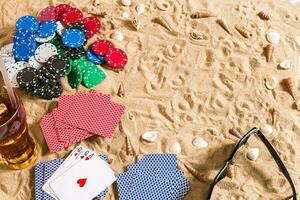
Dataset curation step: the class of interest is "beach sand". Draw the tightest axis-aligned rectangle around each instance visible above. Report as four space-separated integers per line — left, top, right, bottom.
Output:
0 0 300 199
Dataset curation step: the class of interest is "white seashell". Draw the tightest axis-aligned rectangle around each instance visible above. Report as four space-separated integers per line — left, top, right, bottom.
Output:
112 30 124 42
136 4 145 15
289 0 300 3
121 11 130 19
279 59 291 69
260 124 273 135
142 131 158 142
247 148 260 161
121 0 131 6
192 137 208 149
156 1 170 11
265 75 278 90
266 32 280 45
170 142 182 154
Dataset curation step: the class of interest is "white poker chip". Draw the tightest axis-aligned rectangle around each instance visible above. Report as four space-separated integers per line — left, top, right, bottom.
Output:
3 56 16 69
56 21 65 36
6 61 30 87
35 32 56 43
1 43 14 56
28 56 43 69
34 43 58 63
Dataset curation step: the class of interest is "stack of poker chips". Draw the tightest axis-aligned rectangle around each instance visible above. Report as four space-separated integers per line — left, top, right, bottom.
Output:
4 3 129 100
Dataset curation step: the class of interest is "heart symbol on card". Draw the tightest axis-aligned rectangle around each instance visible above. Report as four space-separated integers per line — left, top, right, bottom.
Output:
85 157 90 160
77 178 87 187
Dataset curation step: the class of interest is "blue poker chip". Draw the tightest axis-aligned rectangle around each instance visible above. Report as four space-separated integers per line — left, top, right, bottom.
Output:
62 29 86 48
86 49 105 65
16 16 39 33
14 29 35 43
37 20 57 38
12 41 36 61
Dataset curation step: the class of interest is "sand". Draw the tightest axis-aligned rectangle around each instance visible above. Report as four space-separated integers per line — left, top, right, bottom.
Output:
0 0 300 199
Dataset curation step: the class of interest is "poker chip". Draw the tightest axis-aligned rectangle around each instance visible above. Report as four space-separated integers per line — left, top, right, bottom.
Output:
105 48 128 70
2 57 15 69
35 32 56 43
16 16 39 33
86 49 105 65
16 67 38 89
62 29 86 48
55 4 73 19
56 21 65 36
91 39 113 56
46 55 69 76
82 68 106 89
68 67 83 88
38 6 58 23
1 43 14 55
14 29 35 43
28 56 43 69
34 43 58 63
63 46 85 60
37 20 57 38
61 7 83 26
81 16 101 38
6 61 30 87
13 41 36 61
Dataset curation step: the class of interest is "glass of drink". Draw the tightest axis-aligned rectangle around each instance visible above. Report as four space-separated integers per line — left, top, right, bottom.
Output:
0 90 38 170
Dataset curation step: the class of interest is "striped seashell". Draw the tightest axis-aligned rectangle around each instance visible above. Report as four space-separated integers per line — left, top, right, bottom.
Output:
190 10 216 19
126 137 135 156
258 11 270 20
190 30 207 40
216 18 232 35
156 1 170 11
184 162 209 182
264 44 273 62
269 108 277 125
247 148 260 161
235 25 252 38
131 17 141 30
117 82 125 97
282 77 296 100
226 163 234 179
229 128 242 139
153 15 173 32
93 0 101 6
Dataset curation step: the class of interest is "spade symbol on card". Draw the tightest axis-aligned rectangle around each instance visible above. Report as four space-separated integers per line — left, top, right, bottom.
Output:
77 178 87 187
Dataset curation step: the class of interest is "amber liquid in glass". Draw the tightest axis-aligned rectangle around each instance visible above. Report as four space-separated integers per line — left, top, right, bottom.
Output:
0 95 37 170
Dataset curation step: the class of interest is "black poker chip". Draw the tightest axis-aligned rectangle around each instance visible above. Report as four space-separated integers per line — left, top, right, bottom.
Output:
46 55 70 76
39 66 61 80
16 67 38 89
64 46 85 60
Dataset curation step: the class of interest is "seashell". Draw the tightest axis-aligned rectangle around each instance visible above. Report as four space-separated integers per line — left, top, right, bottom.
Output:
153 15 173 32
121 11 129 19
264 75 278 90
121 0 131 6
235 25 252 38
282 77 296 100
264 44 273 62
258 11 270 20
246 148 260 161
156 1 170 11
136 3 145 15
142 131 158 142
184 162 209 182
131 17 141 30
170 142 182 154
269 108 278 125
290 0 300 3
128 112 135 120
107 157 114 164
295 99 300 111
192 137 208 149
266 32 280 45
216 18 232 35
190 30 207 40
226 163 234 179
279 59 291 70
126 137 135 156
190 10 216 19
229 128 243 139
93 0 101 6
111 30 124 42
117 82 125 97
260 124 273 135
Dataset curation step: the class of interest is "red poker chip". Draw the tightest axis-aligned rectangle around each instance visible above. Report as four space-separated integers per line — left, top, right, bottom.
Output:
91 40 113 56
55 4 73 19
81 16 101 39
105 48 128 69
38 6 58 23
61 7 83 26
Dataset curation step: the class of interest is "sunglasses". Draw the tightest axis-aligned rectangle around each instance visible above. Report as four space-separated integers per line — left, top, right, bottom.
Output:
207 127 297 200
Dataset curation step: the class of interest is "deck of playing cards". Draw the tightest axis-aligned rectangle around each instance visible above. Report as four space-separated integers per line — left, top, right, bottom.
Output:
117 154 190 200
40 90 125 152
35 146 116 200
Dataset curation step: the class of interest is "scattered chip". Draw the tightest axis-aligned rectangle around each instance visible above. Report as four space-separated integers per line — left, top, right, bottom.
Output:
80 16 101 38
86 49 105 65
61 7 83 26
46 55 69 76
38 6 58 23
37 20 57 38
55 4 73 19
105 48 128 70
16 16 39 33
13 41 36 61
16 67 38 89
62 29 86 48
34 43 58 63
82 68 106 89
91 39 113 56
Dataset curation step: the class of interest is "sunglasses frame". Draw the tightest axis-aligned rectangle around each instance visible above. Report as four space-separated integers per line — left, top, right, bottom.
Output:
207 127 297 200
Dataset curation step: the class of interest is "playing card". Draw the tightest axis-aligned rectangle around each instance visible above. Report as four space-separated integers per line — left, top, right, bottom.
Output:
49 151 116 200
34 163 45 200
64 92 125 137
